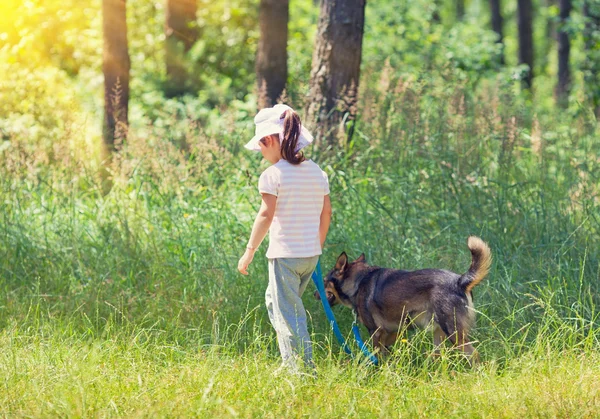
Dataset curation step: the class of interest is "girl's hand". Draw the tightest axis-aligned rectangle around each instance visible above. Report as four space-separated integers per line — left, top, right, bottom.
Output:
238 249 255 275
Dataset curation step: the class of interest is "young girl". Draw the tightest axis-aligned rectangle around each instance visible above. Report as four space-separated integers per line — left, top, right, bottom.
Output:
238 104 332 372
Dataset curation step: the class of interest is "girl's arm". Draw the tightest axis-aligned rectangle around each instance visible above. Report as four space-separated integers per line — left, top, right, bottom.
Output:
238 193 277 275
319 195 332 249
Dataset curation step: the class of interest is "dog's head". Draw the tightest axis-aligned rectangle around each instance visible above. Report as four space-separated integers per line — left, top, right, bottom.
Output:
313 252 367 307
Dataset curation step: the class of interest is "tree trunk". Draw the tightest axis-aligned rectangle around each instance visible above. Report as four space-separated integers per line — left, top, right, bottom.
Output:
556 0 571 106
256 0 289 109
584 0 600 118
457 0 465 21
489 0 504 64
306 0 366 147
102 0 130 154
517 0 534 89
165 0 197 97
432 0 441 24
540 0 556 72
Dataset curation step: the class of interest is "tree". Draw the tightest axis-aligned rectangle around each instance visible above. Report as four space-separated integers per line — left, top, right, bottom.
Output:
489 0 505 64
556 0 572 106
541 0 557 72
165 0 197 97
256 0 289 109
517 0 534 89
306 0 366 146
583 0 600 118
457 0 465 21
432 0 442 23
102 0 130 154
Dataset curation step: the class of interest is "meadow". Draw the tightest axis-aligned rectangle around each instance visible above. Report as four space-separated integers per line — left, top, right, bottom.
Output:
2 74 600 416
2 0 600 416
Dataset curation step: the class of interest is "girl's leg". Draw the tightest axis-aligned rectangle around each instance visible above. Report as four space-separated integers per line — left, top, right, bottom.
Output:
265 257 318 370
297 256 319 368
298 256 319 297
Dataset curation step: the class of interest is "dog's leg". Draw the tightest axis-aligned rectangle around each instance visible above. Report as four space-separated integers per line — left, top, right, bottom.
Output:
384 332 398 350
458 335 479 366
436 308 479 366
372 328 391 357
443 327 479 366
433 326 446 357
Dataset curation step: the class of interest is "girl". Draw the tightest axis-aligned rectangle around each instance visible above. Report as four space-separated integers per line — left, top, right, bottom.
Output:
238 104 332 372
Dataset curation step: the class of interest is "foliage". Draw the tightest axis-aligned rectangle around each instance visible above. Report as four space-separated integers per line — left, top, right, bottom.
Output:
1 69 599 350
1 0 600 415
0 0 101 74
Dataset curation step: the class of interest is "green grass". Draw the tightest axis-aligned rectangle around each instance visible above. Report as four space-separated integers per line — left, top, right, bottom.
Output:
2 322 600 417
1 77 600 416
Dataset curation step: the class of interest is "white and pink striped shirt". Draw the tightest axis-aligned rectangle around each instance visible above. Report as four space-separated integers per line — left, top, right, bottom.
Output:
258 159 330 259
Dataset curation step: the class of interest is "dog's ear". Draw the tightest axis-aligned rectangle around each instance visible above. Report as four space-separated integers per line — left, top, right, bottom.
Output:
334 252 348 273
355 253 366 263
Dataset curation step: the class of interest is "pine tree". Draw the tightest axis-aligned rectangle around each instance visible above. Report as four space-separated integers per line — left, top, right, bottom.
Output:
165 0 197 97
102 0 130 152
306 0 366 146
517 0 534 89
256 0 289 109
556 0 572 106
489 0 505 64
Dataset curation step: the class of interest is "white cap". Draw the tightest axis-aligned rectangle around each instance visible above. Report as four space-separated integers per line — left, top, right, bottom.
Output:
244 104 314 152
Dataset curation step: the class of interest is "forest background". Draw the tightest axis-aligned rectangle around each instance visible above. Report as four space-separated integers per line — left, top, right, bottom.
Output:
1 0 600 416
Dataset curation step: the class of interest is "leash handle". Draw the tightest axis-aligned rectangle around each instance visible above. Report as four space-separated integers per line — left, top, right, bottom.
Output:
312 260 379 365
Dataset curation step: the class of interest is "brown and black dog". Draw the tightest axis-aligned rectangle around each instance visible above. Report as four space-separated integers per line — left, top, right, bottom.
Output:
315 236 492 363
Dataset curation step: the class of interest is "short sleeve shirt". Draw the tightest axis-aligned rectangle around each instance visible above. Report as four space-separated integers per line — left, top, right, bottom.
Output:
258 159 329 259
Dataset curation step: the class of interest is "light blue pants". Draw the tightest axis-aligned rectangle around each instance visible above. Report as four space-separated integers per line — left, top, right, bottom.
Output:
265 256 319 370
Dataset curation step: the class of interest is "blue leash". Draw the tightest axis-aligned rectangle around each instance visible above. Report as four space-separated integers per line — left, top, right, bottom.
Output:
311 260 379 365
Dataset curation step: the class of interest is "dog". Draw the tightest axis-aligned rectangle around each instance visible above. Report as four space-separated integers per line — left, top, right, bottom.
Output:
314 236 491 363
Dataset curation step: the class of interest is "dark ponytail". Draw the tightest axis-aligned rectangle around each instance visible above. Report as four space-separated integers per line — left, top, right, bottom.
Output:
280 110 306 165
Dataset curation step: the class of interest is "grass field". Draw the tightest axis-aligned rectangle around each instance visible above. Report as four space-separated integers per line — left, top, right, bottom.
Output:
3 331 600 417
1 80 600 417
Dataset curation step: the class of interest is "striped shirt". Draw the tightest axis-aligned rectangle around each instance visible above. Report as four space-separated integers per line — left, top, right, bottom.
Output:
258 159 330 259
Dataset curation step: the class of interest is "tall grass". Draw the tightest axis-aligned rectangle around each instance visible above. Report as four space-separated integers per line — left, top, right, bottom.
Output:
1 75 599 416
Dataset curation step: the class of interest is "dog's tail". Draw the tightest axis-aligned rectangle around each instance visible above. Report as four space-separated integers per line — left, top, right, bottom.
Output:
458 236 492 293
